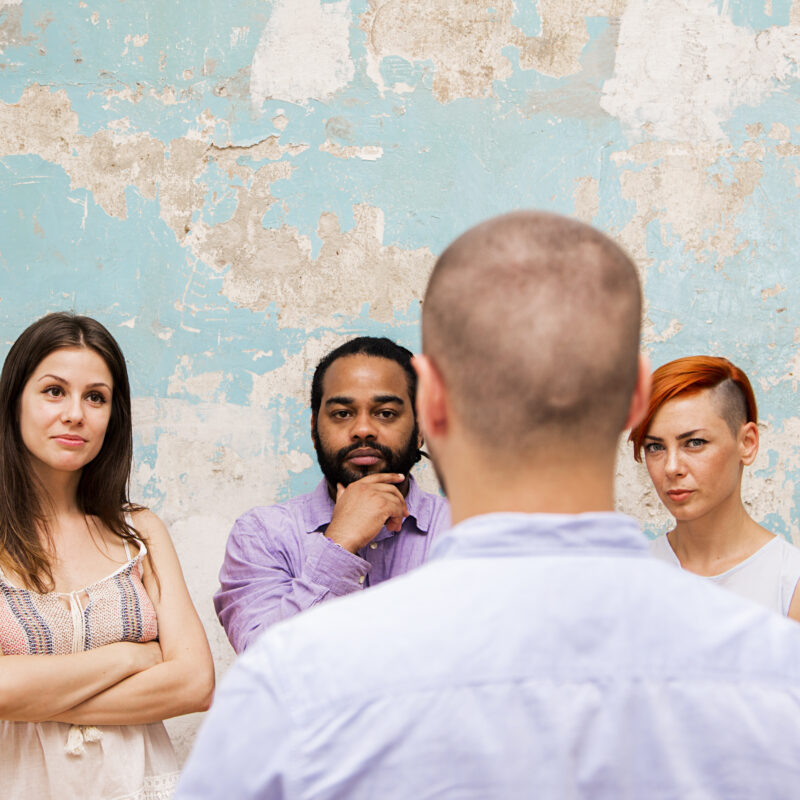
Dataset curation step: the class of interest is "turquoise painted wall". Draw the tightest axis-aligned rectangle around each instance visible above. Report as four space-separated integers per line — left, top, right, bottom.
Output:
2 0 800 756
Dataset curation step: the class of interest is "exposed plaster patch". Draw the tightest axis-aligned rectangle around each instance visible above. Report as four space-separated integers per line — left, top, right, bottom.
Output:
0 86 305 247
122 32 148 56
0 5 35 57
209 136 307 165
248 333 350 408
361 0 627 102
167 356 225 401
610 139 764 270
778 348 800 391
319 139 384 160
272 114 289 131
250 0 354 107
602 0 800 142
573 176 599 223
762 283 786 300
649 318 683 343
230 26 250 49
769 122 792 141
131 395 297 705
197 194 434 330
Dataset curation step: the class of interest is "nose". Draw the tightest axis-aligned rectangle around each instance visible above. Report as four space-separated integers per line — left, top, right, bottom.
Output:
664 447 685 478
350 410 377 440
60 394 84 426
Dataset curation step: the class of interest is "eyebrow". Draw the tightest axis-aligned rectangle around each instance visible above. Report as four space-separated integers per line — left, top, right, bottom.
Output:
37 374 112 391
644 429 703 442
325 394 405 407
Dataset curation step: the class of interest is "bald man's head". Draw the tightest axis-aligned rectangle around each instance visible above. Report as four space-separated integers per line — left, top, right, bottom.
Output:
422 211 642 454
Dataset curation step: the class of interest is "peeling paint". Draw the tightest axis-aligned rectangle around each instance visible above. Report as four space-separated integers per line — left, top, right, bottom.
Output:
602 0 800 142
250 0 354 107
319 139 384 160
611 139 765 269
362 0 628 102
202 201 433 330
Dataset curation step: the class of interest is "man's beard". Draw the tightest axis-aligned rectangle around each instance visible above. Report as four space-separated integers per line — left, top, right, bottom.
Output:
314 426 421 488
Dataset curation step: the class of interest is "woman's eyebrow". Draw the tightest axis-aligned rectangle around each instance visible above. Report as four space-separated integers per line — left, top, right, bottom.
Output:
36 374 111 390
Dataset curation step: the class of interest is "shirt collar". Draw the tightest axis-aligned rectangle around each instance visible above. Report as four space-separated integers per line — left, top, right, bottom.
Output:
430 512 647 561
303 475 433 534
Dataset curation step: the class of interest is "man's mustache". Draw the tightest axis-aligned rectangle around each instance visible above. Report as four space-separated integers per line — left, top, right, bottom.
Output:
336 440 394 461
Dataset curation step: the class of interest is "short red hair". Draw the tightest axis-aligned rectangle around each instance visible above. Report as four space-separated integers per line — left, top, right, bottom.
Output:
629 355 757 462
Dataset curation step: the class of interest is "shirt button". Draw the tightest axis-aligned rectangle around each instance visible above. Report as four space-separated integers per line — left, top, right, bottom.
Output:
369 542 378 550
358 575 365 585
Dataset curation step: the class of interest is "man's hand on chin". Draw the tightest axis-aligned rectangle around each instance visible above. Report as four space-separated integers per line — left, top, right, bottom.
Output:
324 473 409 553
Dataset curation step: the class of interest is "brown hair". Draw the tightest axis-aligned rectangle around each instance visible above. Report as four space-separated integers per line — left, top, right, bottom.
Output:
0 312 143 591
629 355 757 462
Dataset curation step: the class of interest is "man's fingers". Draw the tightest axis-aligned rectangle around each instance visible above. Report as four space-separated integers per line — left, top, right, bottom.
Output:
351 472 405 485
336 482 345 500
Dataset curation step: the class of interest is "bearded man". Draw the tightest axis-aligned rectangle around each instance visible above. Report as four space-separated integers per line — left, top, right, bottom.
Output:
214 337 450 653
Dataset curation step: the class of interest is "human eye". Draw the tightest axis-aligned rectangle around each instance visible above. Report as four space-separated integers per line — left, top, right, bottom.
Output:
685 438 707 448
330 408 352 420
86 391 108 405
643 442 664 455
375 408 398 420
43 385 64 398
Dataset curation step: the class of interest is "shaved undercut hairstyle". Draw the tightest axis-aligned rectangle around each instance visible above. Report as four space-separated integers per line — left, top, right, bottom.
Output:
629 355 756 462
422 211 642 451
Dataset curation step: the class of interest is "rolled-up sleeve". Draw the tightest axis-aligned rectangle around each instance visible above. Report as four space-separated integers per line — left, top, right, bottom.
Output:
214 507 370 653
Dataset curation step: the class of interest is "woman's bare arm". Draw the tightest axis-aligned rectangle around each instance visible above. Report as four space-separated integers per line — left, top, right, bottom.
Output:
0 641 161 721
49 510 215 725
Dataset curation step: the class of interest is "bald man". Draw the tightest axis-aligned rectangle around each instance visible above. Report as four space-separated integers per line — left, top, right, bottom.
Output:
178 212 800 799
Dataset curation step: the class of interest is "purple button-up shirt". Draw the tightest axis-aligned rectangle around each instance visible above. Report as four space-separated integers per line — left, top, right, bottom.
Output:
214 476 450 652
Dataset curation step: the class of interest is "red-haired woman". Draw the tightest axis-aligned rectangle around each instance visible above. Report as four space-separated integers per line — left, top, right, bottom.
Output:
630 355 800 622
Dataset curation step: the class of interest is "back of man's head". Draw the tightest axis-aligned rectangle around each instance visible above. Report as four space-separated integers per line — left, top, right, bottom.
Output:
422 211 642 456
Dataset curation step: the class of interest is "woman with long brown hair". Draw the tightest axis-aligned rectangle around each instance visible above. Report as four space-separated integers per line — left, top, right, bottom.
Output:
630 355 800 621
0 313 214 799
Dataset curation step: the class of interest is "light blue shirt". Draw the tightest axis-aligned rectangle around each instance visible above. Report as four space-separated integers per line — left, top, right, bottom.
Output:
178 512 800 799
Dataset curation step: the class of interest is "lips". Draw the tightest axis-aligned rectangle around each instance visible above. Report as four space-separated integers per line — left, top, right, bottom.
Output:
52 434 87 447
345 447 383 467
666 489 694 502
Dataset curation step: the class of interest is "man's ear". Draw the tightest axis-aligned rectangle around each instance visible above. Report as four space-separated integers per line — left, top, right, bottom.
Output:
624 352 652 431
412 355 448 442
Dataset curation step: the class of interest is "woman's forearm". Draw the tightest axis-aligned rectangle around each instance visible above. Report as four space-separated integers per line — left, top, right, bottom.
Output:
0 641 162 721
48 656 214 725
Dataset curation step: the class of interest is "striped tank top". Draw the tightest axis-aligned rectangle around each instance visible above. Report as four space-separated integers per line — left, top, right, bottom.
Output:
0 538 158 655
0 537 179 799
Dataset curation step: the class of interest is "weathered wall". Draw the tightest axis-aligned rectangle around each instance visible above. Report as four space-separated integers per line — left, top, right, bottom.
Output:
1 0 799 759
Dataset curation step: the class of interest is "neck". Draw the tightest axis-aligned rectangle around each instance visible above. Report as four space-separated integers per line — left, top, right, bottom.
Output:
443 449 617 526
31 462 82 519
669 487 767 568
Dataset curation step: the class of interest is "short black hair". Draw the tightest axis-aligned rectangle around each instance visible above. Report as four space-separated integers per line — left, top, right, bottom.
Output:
310 337 417 418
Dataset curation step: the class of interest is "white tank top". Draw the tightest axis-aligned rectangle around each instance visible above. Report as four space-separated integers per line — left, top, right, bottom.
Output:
650 534 800 616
